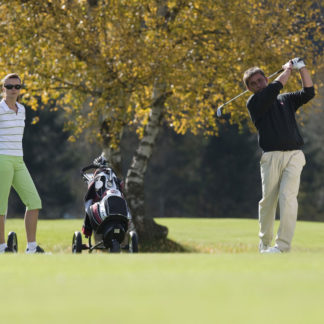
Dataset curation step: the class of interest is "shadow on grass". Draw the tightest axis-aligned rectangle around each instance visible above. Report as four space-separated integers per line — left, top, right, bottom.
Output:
139 238 195 253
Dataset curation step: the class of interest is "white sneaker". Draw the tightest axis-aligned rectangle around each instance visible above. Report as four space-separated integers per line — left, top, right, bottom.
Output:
25 245 45 254
261 246 282 254
259 241 269 253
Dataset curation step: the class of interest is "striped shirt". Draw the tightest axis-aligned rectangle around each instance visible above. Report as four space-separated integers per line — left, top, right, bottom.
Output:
0 99 25 156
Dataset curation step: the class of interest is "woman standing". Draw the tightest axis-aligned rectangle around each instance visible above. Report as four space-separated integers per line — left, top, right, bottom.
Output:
0 73 44 253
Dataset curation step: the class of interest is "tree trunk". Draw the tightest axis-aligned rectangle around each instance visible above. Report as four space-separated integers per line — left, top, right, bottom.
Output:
103 1 174 241
125 84 170 241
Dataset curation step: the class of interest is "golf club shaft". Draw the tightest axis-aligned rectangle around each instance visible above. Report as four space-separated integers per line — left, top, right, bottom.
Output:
216 68 284 117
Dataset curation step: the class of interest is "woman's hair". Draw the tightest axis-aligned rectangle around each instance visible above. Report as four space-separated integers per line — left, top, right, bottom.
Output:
243 67 265 88
2 73 21 85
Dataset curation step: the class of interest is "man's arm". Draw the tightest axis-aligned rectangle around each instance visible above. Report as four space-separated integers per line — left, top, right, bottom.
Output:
274 60 293 86
291 57 313 87
299 67 313 87
280 59 315 109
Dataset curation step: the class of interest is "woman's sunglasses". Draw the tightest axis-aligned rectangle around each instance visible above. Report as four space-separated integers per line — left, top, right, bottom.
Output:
4 84 22 90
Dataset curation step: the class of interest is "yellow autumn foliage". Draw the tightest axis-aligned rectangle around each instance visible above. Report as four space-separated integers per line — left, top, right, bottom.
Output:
0 0 322 143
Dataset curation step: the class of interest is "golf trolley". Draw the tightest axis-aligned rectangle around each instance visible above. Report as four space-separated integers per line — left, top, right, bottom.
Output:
72 156 138 254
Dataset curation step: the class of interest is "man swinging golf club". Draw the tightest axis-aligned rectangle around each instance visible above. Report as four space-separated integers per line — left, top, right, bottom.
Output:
243 58 315 253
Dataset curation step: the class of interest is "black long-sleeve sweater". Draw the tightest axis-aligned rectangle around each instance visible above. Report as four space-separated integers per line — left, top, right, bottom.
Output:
247 81 315 152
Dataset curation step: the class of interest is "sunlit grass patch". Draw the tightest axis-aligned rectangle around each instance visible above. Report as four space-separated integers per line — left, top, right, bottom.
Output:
1 218 324 324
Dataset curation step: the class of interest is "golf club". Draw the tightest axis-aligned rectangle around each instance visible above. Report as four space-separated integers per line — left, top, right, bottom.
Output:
216 68 284 117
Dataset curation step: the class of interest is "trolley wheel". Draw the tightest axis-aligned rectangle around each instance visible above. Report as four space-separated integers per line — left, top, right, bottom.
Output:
7 232 18 253
110 239 120 253
72 231 82 254
129 231 138 253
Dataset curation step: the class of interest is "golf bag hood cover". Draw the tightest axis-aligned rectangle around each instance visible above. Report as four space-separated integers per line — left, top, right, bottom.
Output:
85 168 121 202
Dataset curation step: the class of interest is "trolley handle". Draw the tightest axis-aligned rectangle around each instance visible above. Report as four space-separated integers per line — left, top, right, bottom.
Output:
81 163 112 175
81 164 97 174
81 163 117 179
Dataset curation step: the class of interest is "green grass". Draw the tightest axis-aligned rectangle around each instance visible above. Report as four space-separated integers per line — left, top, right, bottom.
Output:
158 218 324 253
1 218 324 324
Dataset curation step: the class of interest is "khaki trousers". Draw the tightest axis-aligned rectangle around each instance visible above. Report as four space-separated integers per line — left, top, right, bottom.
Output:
259 150 306 251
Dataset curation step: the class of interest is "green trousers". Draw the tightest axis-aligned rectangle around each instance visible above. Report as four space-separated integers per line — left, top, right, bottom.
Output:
0 155 42 215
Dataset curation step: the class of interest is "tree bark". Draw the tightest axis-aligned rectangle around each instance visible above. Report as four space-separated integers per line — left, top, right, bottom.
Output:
125 84 171 241
102 1 175 242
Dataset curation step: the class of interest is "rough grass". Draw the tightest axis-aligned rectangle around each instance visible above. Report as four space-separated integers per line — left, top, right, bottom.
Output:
1 218 324 324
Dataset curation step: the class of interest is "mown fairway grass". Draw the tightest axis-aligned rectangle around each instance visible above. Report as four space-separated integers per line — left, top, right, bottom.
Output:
1 218 324 324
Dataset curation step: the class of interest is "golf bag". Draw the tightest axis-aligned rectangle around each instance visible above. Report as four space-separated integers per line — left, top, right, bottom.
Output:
81 155 133 250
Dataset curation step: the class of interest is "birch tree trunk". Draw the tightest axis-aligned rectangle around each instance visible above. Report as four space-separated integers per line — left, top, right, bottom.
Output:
124 0 175 241
125 84 170 240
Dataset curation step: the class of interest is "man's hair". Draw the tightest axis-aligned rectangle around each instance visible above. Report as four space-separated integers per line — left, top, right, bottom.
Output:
2 73 21 85
243 67 265 88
